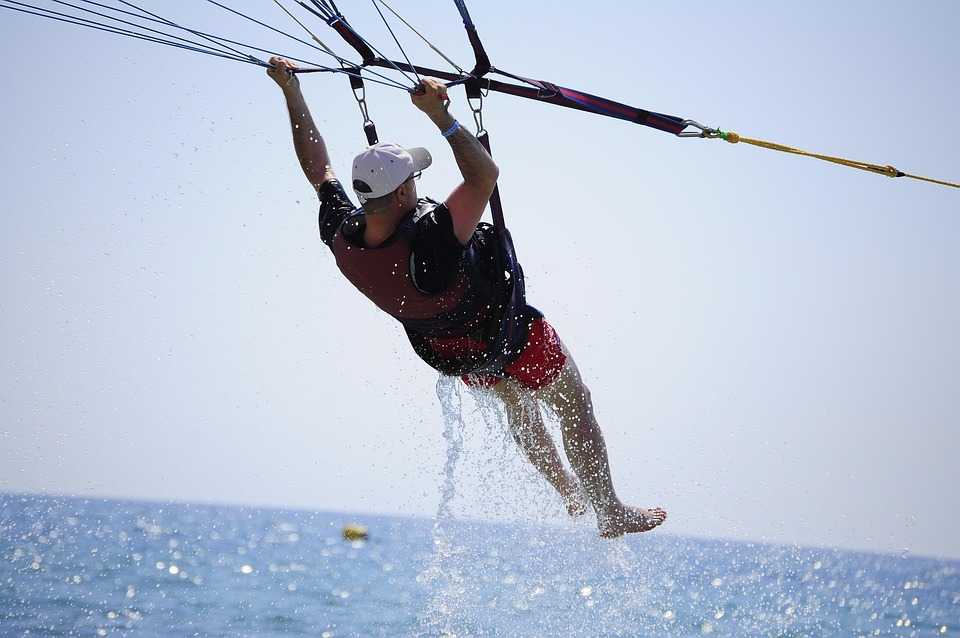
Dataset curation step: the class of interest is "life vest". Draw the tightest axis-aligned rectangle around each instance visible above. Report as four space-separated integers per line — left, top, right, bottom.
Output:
332 199 534 376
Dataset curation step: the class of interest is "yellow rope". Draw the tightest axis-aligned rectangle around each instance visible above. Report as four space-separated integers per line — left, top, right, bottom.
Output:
718 131 960 189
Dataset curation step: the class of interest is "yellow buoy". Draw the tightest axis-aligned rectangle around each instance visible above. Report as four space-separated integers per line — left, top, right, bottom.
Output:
341 523 369 541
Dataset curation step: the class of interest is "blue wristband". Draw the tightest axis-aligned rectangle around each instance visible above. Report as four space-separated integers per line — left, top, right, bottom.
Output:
441 120 460 138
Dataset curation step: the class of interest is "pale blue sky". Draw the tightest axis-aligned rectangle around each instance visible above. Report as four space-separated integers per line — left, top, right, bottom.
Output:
2 0 958 560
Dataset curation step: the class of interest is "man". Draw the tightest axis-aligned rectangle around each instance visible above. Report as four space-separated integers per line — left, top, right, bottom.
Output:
267 56 666 538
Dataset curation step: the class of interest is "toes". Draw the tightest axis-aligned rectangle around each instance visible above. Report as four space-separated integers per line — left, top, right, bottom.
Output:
597 505 668 538
567 502 586 517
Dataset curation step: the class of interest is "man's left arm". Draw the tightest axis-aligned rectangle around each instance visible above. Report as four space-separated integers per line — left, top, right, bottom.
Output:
268 56 336 194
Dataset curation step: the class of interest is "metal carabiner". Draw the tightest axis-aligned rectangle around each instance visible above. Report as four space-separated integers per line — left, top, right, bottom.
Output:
351 85 371 123
677 119 721 138
466 77 489 135
467 91 484 135
346 69 378 144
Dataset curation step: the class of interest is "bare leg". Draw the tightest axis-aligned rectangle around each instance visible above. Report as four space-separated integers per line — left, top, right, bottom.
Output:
491 378 587 517
537 342 667 538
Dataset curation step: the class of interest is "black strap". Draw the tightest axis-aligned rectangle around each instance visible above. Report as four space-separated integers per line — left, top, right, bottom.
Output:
465 103 533 376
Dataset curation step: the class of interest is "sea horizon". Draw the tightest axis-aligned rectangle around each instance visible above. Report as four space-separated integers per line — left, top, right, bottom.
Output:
3 491 958 637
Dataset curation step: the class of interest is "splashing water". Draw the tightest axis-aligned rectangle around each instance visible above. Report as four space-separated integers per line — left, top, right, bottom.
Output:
417 375 658 636
416 375 467 636
408 376 960 637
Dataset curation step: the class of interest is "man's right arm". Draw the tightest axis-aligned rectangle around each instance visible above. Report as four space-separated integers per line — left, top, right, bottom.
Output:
267 57 335 194
412 78 499 246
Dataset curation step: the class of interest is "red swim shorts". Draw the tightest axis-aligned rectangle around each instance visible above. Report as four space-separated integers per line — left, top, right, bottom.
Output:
462 317 567 391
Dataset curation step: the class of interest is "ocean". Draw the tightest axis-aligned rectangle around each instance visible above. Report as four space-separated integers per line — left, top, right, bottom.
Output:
2 492 958 638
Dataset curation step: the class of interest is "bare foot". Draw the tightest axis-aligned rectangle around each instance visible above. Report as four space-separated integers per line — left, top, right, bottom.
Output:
562 487 588 517
549 470 587 517
598 505 667 538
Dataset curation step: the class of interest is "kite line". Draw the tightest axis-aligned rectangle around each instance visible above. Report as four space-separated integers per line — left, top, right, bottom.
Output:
1 0 957 189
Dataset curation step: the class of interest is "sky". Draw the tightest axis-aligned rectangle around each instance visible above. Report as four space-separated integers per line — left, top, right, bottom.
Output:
1 0 958 561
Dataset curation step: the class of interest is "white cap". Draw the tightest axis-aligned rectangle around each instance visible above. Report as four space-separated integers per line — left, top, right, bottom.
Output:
351 141 432 202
